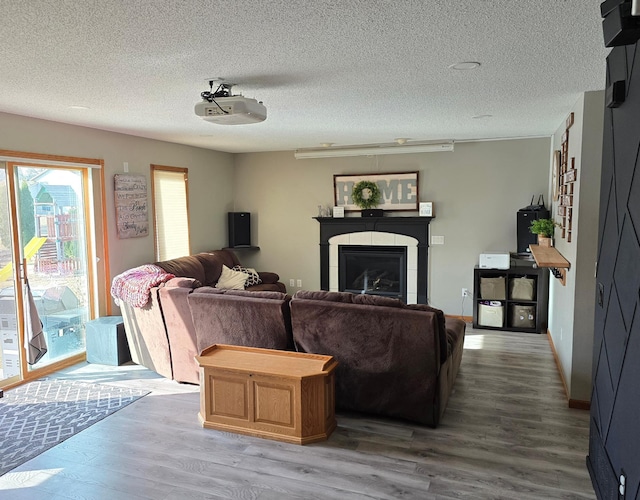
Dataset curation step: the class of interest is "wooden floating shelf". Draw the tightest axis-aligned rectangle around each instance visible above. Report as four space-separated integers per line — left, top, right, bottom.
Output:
529 244 570 286
529 245 570 268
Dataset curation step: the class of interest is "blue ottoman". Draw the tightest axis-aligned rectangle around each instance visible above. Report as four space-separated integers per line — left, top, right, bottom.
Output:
86 316 131 366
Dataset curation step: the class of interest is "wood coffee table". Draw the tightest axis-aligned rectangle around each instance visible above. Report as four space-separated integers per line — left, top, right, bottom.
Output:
196 344 338 444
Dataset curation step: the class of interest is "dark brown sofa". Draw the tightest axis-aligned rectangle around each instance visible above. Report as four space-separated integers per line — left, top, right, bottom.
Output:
118 249 287 384
289 290 465 427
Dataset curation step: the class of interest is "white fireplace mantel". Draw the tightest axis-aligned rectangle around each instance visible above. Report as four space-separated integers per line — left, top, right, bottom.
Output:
328 231 419 304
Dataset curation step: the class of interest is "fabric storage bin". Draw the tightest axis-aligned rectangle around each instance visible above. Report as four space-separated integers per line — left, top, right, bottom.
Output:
510 304 536 329
86 316 130 366
480 276 506 300
478 301 504 328
509 277 535 300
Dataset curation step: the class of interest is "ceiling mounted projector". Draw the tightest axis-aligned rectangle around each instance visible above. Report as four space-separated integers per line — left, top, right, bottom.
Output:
195 81 266 125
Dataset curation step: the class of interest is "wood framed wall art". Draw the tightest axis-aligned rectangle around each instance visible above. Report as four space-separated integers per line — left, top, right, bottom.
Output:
333 171 419 211
114 174 149 238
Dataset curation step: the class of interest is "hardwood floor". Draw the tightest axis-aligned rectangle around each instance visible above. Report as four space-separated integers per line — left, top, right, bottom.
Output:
0 327 595 499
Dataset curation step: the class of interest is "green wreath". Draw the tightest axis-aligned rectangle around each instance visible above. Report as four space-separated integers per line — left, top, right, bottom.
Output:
352 180 381 210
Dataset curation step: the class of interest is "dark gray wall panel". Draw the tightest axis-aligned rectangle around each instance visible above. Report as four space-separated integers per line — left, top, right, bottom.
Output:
588 33 640 500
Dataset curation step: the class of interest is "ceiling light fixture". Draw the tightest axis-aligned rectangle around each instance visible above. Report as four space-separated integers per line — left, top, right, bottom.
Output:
294 141 454 159
69 105 90 110
449 61 481 70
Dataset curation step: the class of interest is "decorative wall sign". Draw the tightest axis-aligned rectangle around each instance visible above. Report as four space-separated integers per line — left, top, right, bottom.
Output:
558 114 576 242
114 174 149 239
333 171 419 211
419 202 433 217
552 150 561 201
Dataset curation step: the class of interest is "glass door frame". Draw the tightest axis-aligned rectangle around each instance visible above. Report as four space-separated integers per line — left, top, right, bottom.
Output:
0 149 109 388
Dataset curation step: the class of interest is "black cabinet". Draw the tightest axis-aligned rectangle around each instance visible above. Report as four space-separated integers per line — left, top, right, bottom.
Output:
472 264 549 333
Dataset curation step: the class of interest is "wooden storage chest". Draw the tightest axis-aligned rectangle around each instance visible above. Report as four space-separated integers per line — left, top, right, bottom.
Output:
196 344 337 444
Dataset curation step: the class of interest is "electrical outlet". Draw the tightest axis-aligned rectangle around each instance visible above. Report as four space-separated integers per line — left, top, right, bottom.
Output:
297 279 303 288
461 288 469 298
289 279 295 287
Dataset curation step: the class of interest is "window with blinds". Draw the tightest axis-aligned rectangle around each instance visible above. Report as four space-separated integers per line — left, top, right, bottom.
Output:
151 165 190 261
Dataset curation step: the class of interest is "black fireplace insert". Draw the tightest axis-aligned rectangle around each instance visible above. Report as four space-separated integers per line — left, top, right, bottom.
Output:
339 245 407 302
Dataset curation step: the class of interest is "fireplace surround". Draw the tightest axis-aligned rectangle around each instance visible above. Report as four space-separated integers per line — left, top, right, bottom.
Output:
315 216 433 304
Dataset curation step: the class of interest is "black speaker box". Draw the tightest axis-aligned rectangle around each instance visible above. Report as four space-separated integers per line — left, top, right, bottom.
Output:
228 212 251 247
601 0 640 47
517 209 549 253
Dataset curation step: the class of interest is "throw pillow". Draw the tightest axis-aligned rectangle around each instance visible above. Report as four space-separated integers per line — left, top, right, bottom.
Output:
232 265 262 287
215 265 250 290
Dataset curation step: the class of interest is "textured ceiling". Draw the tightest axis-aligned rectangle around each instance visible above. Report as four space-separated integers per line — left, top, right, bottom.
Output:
0 1 607 153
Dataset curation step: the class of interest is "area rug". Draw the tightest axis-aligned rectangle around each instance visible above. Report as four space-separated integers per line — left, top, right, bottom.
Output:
0 379 149 476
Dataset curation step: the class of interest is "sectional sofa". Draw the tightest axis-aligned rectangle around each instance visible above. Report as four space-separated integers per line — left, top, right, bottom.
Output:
113 253 465 426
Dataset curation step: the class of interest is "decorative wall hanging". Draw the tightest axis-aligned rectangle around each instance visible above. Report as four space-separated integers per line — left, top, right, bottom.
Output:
333 171 419 211
552 150 561 201
558 113 576 242
114 174 149 239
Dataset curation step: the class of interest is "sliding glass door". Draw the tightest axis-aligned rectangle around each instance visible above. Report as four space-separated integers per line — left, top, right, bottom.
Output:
0 161 96 385
15 165 92 369
0 167 21 386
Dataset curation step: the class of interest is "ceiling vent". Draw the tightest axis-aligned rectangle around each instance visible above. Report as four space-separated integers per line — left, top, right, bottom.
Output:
195 82 266 125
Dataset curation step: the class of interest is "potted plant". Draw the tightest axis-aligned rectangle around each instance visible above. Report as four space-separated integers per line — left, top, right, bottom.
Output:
352 180 383 217
530 218 558 247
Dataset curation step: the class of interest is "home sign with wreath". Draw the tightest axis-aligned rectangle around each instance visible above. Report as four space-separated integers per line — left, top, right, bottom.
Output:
333 172 419 213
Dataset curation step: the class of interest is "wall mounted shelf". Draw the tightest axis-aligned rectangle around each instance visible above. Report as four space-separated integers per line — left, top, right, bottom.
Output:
225 245 260 250
529 244 570 285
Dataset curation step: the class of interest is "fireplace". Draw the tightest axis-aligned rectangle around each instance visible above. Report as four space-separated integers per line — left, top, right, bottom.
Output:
315 216 433 304
339 246 407 302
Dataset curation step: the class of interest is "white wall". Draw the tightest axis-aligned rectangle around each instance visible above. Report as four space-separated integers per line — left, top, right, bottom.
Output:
0 112 235 314
234 138 550 314
548 91 604 402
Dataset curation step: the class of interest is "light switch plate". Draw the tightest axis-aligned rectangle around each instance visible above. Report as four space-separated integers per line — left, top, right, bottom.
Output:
431 235 445 245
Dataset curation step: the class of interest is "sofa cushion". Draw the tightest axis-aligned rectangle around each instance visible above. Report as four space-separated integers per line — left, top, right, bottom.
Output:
351 294 403 308
257 271 280 284
194 253 224 286
232 265 262 286
155 256 206 285
294 290 354 303
215 265 249 290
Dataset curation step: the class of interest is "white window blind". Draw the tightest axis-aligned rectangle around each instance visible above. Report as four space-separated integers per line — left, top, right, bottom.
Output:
152 167 189 261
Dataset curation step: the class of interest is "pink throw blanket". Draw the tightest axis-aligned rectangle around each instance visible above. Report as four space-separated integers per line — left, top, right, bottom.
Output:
111 264 175 308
